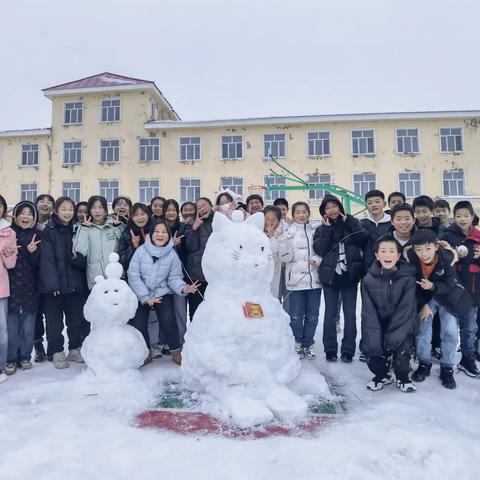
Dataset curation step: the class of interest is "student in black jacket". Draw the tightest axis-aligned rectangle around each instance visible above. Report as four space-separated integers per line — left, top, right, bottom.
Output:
313 194 367 363
382 204 416 255
361 238 417 392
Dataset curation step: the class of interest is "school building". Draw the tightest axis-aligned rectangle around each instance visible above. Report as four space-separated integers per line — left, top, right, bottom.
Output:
1 72 479 214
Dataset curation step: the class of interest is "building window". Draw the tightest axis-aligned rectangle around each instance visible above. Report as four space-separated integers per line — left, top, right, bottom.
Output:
62 181 81 202
64 102 83 125
264 175 286 201
101 99 121 122
21 144 39 167
353 173 376 197
443 170 465 196
100 139 120 163
352 129 375 155
440 127 463 153
99 180 119 204
264 133 286 158
220 177 243 197
398 172 422 197
396 128 419 154
139 179 160 203
139 138 160 162
20 183 38 202
63 141 82 165
308 173 331 201
307 132 330 156
151 102 158 120
180 178 201 203
179 137 201 161
221 135 243 160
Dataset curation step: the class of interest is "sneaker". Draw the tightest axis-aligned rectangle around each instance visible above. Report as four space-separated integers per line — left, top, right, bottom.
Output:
440 366 456 389
336 321 341 333
396 379 416 393
341 353 353 363
412 362 431 382
359 353 368 363
151 344 163 359
303 347 316 360
0 372 7 384
19 359 32 370
432 347 442 361
326 352 337 362
53 352 69 369
66 348 84 363
295 342 305 359
161 345 171 356
366 375 393 391
5 362 17 375
34 342 46 363
457 355 480 378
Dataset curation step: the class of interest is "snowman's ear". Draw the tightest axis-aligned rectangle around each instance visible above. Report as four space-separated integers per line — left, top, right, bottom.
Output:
212 211 230 232
94 275 104 284
245 212 264 231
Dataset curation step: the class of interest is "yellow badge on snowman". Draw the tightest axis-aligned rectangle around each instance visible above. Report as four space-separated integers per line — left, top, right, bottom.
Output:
242 302 264 318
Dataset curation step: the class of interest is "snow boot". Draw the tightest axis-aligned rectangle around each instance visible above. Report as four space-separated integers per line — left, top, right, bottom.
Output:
171 348 182 366
151 344 163 359
326 352 337 362
412 362 431 382
303 347 316 360
457 354 480 378
19 359 32 370
66 348 84 363
53 352 69 369
295 342 305 359
341 353 353 363
396 379 416 393
440 366 456 389
366 375 393 391
5 362 17 375
34 342 46 363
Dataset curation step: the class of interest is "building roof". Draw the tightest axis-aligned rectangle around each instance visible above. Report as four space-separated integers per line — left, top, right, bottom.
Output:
42 72 180 120
145 109 480 130
0 128 51 138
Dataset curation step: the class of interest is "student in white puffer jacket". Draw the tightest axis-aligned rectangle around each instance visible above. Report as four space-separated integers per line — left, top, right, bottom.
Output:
279 202 322 359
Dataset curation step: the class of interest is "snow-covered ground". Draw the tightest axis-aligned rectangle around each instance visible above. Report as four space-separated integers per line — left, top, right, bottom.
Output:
1 301 480 480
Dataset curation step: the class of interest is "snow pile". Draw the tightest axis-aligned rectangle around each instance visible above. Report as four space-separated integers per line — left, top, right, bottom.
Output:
81 253 148 380
182 212 322 427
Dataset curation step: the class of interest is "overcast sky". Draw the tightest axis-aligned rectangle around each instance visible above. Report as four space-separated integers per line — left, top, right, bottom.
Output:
0 0 479 130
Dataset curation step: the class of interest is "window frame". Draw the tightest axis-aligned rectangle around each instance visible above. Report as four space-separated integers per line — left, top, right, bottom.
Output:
352 172 377 198
351 128 376 156
99 138 121 164
263 133 287 159
442 169 466 197
306 130 331 157
439 126 464 154
63 101 84 125
264 175 287 201
307 173 332 201
138 137 160 163
62 140 83 166
99 98 121 123
20 143 39 167
220 134 244 161
179 136 202 162
98 179 120 205
397 171 423 198
138 179 160 203
61 180 82 203
19 182 38 202
179 178 201 203
395 127 421 155
220 177 244 197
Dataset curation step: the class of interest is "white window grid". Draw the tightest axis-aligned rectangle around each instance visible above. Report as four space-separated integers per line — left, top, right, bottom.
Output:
63 141 82 165
264 133 286 158
353 173 376 197
64 102 83 125
443 170 465 197
307 131 331 157
220 177 244 197
139 179 160 203
264 175 286 201
398 172 422 198
20 183 38 202
139 138 160 162
308 173 331 201
440 127 463 153
352 129 375 155
62 181 81 203
180 178 201 203
221 135 243 160
396 128 420 154
21 144 39 166
99 180 120 204
100 139 120 164
179 137 201 161
100 99 121 122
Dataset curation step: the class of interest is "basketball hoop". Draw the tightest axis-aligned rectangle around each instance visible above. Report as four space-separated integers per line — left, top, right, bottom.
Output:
248 185 267 196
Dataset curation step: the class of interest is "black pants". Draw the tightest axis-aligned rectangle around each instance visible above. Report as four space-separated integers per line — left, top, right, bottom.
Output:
44 293 85 354
131 294 180 350
187 282 207 322
367 337 413 383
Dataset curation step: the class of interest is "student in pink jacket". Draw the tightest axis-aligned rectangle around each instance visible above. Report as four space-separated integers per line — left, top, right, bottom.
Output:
0 195 18 383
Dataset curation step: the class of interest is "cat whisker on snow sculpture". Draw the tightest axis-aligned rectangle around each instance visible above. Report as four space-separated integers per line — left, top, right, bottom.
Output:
181 210 309 428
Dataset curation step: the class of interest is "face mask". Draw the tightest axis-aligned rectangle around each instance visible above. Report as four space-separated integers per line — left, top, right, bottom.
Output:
220 204 230 212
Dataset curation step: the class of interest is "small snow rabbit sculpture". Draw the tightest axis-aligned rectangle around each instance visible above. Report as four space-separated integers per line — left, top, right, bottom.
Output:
181 211 308 427
81 252 148 379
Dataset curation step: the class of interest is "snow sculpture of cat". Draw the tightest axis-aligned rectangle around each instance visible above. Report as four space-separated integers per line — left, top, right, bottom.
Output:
81 252 148 380
181 211 308 427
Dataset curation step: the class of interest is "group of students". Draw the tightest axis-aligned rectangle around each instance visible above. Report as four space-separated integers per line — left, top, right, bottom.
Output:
0 188 479 395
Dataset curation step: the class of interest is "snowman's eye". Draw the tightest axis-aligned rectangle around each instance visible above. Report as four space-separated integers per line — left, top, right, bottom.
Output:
114 289 119 292
261 246 264 252
239 245 243 249
104 290 108 294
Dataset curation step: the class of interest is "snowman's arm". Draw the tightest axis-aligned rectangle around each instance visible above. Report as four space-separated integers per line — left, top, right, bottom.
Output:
73 224 90 257
167 252 188 296
127 250 151 304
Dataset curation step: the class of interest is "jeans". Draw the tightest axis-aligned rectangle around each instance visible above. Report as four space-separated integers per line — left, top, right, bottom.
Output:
7 311 36 363
0 298 8 371
289 289 321 348
458 307 478 356
174 294 187 344
323 284 358 355
278 265 290 315
417 299 462 368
